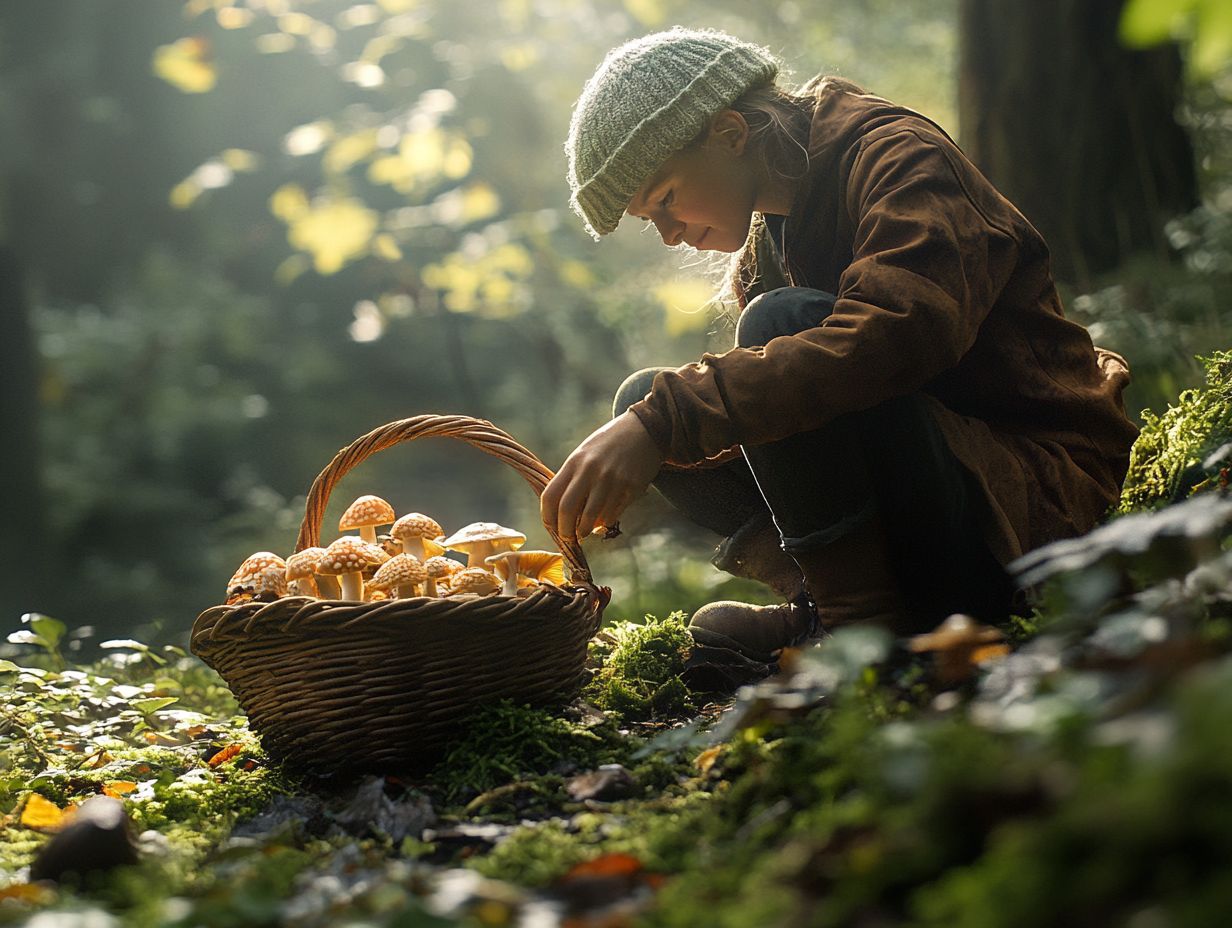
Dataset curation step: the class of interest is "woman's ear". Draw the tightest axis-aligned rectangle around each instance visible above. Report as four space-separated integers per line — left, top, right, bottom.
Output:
705 109 750 156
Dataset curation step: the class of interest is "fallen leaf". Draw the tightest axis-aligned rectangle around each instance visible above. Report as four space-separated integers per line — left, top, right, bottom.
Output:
695 745 723 775
102 781 138 800
562 853 645 881
21 794 71 832
0 882 54 904
207 743 244 767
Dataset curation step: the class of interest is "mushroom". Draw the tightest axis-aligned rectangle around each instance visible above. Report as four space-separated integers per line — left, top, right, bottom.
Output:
484 550 566 596
423 555 462 597
285 547 332 598
443 567 501 597
369 553 428 599
390 513 446 563
315 536 387 601
339 495 396 544
437 522 526 568
226 552 287 604
908 614 1008 684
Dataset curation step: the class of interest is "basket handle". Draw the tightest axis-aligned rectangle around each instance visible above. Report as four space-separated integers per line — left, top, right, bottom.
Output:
295 415 592 584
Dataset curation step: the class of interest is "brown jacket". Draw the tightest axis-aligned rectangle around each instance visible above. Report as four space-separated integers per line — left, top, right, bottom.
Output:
628 78 1139 568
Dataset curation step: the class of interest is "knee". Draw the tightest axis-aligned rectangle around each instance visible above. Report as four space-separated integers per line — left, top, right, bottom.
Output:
736 287 838 349
613 368 668 418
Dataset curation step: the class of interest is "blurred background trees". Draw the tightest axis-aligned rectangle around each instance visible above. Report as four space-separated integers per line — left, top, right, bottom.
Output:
0 0 1225 641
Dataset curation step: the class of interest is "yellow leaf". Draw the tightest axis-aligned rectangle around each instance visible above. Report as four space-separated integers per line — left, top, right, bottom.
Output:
277 12 315 35
286 196 380 274
152 37 217 94
220 148 260 171
169 178 202 210
325 130 379 174
372 233 403 261
20 794 68 832
275 254 309 286
500 43 539 71
102 781 138 800
459 183 501 223
695 745 723 775
558 260 597 289
655 277 715 336
368 129 473 194
216 6 255 29
378 0 420 12
269 183 309 222
623 0 667 26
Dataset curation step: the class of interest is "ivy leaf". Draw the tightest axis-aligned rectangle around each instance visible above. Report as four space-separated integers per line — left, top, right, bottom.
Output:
132 697 179 715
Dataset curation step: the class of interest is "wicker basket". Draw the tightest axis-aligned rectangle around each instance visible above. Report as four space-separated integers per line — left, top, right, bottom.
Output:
190 415 609 777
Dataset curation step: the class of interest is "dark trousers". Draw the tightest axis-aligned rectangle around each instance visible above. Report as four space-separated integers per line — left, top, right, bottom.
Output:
614 287 1016 622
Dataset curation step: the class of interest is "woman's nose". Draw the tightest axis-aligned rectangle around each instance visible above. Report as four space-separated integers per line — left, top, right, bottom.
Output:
654 216 685 247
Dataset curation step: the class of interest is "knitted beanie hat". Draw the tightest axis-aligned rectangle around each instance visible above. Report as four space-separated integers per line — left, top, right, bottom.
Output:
565 27 781 239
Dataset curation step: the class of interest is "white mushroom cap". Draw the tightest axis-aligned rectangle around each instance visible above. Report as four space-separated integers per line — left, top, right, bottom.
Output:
317 536 387 601
339 495 396 542
285 547 327 582
438 522 526 567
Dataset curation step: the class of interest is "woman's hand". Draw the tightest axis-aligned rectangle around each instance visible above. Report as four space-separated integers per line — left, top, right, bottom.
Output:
541 412 664 548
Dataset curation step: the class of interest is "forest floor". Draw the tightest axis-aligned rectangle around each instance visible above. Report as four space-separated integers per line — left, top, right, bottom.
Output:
3 484 1232 928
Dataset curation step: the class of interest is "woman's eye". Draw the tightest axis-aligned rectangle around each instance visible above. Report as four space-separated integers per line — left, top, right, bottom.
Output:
659 191 673 209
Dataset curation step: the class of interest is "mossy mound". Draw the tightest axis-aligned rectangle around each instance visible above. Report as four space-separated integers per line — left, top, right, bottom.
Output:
1119 349 1232 512
583 611 695 724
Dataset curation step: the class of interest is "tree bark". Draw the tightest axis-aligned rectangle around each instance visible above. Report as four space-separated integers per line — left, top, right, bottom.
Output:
958 0 1198 288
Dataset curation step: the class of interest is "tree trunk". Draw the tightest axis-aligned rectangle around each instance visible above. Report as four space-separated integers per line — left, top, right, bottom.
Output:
0 245 47 626
958 0 1198 288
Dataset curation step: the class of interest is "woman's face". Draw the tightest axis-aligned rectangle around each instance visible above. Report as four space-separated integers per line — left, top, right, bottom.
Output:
624 111 760 253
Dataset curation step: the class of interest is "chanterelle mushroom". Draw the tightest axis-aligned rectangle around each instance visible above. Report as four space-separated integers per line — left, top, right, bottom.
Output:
316 536 387 601
909 614 1008 684
485 550 566 596
227 552 287 604
438 522 526 568
390 513 446 563
369 553 428 599
444 567 501 597
422 555 461 597
339 495 396 544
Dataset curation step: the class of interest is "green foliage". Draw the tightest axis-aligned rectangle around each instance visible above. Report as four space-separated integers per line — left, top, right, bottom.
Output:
583 611 695 723
1119 349 1232 511
429 700 631 803
1120 0 1232 78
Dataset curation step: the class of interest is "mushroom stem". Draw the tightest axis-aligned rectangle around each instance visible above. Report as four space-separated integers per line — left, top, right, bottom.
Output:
394 582 420 598
316 574 342 599
401 537 426 562
358 526 378 544
339 572 364 601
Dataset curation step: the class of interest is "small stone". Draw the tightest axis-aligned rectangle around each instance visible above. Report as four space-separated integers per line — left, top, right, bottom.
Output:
565 764 635 802
30 797 139 883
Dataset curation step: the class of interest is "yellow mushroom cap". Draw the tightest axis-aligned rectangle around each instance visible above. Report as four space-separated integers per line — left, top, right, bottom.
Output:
908 614 1004 653
485 550 566 586
391 513 444 544
339 495 396 533
285 547 327 582
369 553 428 592
444 567 501 596
228 552 286 592
440 522 526 551
316 536 388 576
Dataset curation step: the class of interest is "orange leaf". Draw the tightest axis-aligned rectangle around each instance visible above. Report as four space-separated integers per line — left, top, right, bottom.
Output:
695 745 722 775
208 743 244 767
20 794 68 832
102 781 138 799
0 882 54 904
562 852 645 881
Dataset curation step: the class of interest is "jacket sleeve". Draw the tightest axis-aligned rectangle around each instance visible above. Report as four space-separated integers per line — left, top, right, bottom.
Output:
629 126 1022 466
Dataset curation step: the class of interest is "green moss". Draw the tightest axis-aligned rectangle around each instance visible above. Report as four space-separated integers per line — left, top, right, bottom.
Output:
584 612 695 724
1119 349 1232 512
429 701 632 803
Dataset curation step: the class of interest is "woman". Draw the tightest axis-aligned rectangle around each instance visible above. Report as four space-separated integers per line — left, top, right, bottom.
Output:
540 27 1138 662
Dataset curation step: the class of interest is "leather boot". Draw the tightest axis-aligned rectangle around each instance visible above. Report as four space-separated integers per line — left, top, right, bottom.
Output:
709 511 804 600
792 511 920 635
689 511 918 662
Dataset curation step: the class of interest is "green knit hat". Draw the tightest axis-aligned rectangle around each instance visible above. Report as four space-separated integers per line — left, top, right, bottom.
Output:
565 27 781 239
